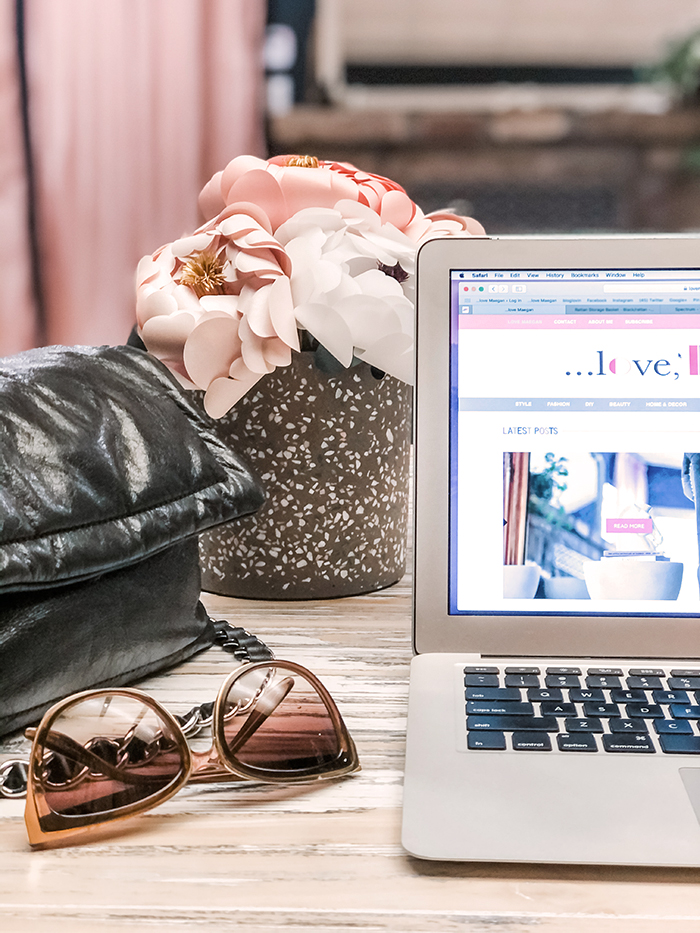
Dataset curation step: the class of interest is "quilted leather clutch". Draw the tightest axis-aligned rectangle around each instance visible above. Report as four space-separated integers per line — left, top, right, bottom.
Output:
0 344 265 736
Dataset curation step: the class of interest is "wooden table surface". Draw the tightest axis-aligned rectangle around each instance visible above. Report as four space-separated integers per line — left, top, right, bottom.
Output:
3 572 700 932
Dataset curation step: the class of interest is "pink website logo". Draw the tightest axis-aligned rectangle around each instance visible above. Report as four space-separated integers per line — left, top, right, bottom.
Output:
567 348 700 379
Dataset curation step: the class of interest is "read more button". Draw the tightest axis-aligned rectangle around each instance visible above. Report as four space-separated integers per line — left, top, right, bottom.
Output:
606 518 653 534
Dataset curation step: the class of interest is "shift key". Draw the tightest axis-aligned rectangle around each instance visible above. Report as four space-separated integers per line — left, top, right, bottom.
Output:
467 715 559 732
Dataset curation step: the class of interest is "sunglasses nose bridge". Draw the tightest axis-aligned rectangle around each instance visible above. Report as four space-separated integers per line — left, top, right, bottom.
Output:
188 745 244 784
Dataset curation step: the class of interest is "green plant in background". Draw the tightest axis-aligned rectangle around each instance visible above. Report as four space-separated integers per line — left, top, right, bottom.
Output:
529 453 572 529
643 27 700 102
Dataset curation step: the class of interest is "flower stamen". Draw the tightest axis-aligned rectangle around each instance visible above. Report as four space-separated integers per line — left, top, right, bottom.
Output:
180 251 227 297
285 155 320 169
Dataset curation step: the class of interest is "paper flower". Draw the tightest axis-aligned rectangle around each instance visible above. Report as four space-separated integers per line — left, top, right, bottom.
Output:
136 155 484 418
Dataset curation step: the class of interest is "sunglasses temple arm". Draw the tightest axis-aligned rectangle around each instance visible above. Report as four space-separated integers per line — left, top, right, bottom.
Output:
225 676 295 757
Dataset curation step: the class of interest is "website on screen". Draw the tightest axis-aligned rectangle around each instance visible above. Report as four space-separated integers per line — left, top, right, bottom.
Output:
450 268 700 616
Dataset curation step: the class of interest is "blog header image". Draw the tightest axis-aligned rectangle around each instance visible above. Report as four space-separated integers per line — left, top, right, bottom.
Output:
503 450 700 605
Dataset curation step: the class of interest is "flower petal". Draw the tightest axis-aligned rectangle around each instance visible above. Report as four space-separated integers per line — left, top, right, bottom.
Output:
218 212 267 239
273 165 340 215
204 372 264 419
235 248 284 277
379 188 416 230
239 314 276 374
403 213 433 242
226 170 288 232
199 295 239 315
136 287 178 325
335 198 381 231
171 232 215 259
268 275 300 351
355 268 406 298
141 312 197 359
241 283 276 338
294 302 354 367
198 170 225 220
136 254 162 287
285 228 327 261
262 336 293 368
172 283 204 312
183 316 242 390
213 201 274 236
465 216 486 236
334 294 402 350
220 155 269 201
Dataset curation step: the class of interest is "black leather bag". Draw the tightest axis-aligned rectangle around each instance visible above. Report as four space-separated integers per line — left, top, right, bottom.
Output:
0 344 265 737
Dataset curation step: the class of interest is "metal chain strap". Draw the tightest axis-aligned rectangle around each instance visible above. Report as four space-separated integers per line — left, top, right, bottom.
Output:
0 621 274 798
0 760 29 799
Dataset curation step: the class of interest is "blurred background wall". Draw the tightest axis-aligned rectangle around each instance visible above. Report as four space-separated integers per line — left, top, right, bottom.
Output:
3 0 700 356
269 0 700 232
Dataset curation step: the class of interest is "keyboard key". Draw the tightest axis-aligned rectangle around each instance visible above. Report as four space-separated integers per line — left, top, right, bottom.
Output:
465 687 522 701
464 666 499 674
466 702 534 716
669 677 700 690
652 690 690 704
465 674 500 687
527 687 563 702
504 666 540 675
583 702 620 718
609 718 648 734
512 732 552 751
564 718 604 733
546 667 581 675
505 674 541 688
629 668 665 677
587 668 623 676
602 734 655 753
467 715 559 732
586 675 622 689
624 703 664 719
659 734 700 754
541 701 577 717
626 676 663 690
670 670 700 678
654 718 693 734
611 689 647 704
670 704 700 719
545 674 581 688
557 733 598 752
570 688 605 703
468 731 506 750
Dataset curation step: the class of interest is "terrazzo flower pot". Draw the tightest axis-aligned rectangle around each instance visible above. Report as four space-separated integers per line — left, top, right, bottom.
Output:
198 351 412 599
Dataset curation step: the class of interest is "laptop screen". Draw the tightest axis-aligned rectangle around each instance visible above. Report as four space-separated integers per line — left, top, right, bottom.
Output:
449 266 700 618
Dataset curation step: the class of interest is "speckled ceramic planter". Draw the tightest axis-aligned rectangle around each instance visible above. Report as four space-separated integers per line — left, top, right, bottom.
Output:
198 352 412 599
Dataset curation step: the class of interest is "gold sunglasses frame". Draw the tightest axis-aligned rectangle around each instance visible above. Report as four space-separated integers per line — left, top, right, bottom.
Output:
24 660 360 849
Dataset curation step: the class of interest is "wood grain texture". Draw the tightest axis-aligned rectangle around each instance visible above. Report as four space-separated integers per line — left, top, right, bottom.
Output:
3 570 700 932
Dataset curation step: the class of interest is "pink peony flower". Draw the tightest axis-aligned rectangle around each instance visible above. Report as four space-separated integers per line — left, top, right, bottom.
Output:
136 155 484 417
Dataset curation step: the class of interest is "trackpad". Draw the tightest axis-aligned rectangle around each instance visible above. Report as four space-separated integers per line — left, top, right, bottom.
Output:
680 769 700 825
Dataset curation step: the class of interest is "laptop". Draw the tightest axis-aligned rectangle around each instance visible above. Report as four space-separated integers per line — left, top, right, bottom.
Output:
402 234 700 866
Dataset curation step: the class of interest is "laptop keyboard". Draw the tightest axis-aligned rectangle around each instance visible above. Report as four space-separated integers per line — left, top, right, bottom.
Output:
465 665 700 753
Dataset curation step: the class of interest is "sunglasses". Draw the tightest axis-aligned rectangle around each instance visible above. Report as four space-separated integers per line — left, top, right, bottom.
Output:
10 660 359 848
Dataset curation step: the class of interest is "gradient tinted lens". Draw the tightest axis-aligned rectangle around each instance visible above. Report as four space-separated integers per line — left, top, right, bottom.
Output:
221 666 342 773
36 694 185 817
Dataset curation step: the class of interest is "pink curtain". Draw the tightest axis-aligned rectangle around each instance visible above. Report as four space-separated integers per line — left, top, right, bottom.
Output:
0 0 266 355
0 0 36 352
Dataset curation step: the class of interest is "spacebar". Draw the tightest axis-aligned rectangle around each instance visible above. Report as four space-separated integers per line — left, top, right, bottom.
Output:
467 715 559 732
